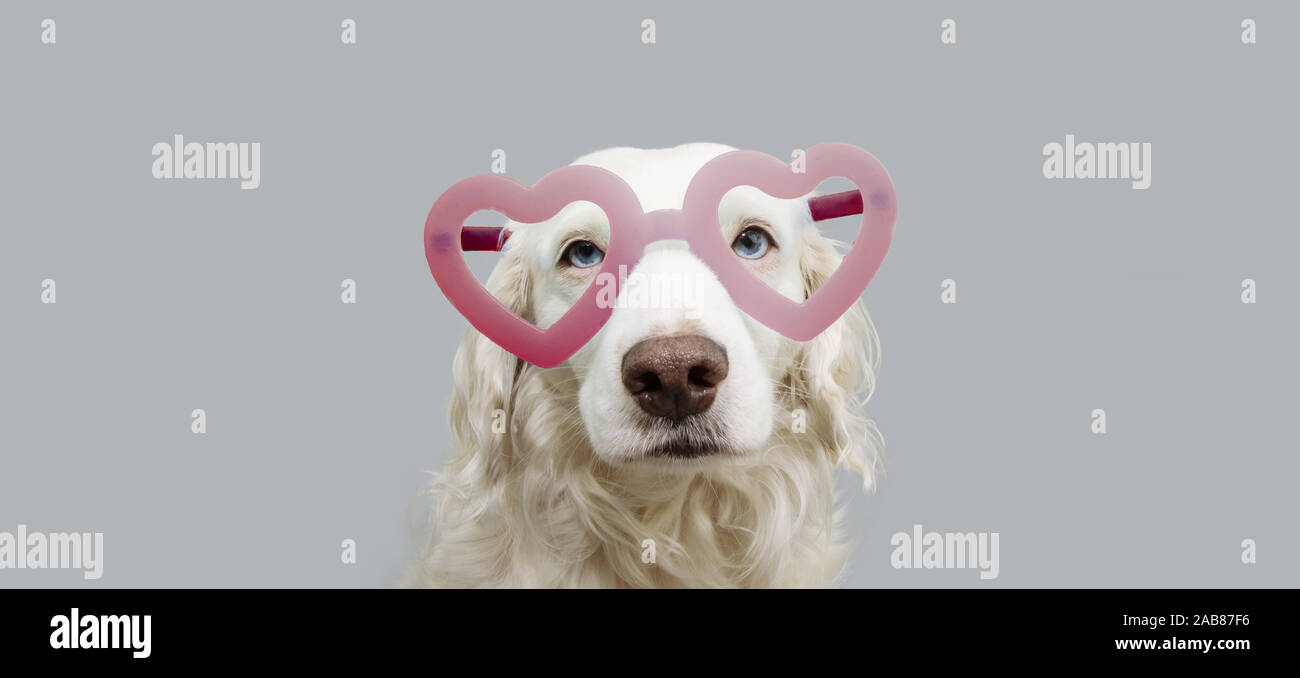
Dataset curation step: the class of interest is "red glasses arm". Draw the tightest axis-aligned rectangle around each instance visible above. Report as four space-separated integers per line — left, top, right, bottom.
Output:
460 226 512 252
807 189 864 221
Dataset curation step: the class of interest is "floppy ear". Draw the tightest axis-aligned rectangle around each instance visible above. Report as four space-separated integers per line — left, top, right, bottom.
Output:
793 225 884 490
445 245 533 481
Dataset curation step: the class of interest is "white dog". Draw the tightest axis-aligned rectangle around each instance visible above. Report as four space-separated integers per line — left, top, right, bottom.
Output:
409 143 884 587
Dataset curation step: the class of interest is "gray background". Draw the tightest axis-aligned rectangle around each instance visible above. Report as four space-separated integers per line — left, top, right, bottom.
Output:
1 1 1295 587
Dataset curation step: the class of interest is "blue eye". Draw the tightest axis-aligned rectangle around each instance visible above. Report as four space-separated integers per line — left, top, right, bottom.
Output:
562 240 604 268
731 227 772 260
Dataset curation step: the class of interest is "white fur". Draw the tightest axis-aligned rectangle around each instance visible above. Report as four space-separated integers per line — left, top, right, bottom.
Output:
408 143 884 588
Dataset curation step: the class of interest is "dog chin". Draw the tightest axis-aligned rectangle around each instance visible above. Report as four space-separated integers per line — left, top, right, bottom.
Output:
597 421 753 470
628 445 744 472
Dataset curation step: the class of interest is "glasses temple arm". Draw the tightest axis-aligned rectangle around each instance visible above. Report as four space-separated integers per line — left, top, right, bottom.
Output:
461 227 512 252
808 189 864 222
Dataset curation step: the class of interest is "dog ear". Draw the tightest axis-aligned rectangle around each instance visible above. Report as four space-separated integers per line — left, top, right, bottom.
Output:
793 226 884 490
445 246 533 480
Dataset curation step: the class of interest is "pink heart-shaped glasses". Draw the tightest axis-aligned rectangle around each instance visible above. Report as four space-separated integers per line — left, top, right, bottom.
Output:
424 142 897 368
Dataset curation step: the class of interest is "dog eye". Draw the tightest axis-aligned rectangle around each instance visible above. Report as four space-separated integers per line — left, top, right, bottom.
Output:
731 227 772 260
561 240 605 269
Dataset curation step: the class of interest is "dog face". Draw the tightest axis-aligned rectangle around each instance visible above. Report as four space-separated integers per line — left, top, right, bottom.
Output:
480 143 857 468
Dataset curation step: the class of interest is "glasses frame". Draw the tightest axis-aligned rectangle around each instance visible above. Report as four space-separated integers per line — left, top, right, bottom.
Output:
424 142 897 368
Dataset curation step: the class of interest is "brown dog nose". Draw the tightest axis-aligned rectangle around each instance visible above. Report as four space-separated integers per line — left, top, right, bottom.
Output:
621 335 729 422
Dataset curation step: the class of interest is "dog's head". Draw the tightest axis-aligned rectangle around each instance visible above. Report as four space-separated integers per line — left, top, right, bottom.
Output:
450 143 880 483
